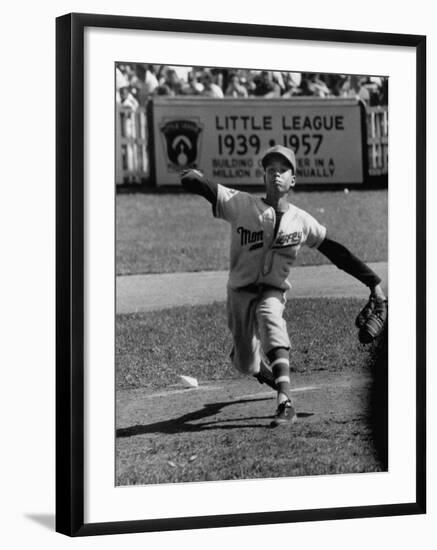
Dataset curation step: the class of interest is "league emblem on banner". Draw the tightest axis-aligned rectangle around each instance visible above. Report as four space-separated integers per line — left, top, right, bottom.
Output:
160 119 203 170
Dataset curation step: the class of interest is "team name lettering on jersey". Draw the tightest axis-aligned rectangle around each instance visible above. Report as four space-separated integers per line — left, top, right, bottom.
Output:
237 226 263 248
274 231 303 247
215 184 326 290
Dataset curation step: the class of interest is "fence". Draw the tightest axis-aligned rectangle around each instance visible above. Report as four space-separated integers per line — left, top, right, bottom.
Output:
115 106 149 184
366 106 388 176
116 103 388 185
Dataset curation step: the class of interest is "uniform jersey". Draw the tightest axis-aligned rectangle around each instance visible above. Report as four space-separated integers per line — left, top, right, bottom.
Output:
214 184 326 290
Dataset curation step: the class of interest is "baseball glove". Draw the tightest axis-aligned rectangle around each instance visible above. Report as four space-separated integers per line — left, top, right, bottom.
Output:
356 296 388 344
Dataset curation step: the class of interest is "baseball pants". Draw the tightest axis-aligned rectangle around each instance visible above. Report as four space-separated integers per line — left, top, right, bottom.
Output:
227 284 291 375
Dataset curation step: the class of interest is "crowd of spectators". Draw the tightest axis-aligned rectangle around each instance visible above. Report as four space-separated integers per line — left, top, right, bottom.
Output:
116 63 388 109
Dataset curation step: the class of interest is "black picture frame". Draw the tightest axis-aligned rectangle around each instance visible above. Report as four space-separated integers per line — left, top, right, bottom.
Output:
56 12 426 537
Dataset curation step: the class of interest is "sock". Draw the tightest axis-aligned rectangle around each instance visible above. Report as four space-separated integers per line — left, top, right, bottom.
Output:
267 347 290 405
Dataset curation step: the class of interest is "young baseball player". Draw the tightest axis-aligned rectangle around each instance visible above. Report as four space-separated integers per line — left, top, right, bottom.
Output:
180 145 387 427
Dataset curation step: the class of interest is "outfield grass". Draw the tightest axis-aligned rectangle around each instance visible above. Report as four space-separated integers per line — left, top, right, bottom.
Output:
116 190 388 275
116 297 379 390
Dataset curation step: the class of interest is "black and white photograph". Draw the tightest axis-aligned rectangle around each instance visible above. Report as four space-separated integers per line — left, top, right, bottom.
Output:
53 12 425 538
115 62 389 486
1 0 433 546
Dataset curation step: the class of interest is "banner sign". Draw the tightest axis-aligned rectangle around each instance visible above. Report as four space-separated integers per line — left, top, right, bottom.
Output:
152 97 365 186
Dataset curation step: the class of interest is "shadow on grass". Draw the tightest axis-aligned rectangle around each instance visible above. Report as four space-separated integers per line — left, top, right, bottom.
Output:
117 396 315 437
117 397 271 436
117 396 314 436
368 323 388 469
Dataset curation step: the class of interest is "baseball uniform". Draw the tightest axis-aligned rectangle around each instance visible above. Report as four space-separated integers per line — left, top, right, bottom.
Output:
180 144 383 426
214 183 326 374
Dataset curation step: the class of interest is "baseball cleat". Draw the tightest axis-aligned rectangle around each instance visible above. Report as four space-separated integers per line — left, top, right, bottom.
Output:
270 399 297 427
358 298 388 344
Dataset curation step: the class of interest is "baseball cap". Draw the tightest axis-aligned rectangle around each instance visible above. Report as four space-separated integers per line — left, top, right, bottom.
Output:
261 145 296 173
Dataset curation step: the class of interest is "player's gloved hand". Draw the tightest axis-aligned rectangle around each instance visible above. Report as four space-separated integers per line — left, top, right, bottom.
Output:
356 285 388 344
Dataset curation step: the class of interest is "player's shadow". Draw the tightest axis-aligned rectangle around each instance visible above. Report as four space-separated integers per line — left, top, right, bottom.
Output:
117 397 279 437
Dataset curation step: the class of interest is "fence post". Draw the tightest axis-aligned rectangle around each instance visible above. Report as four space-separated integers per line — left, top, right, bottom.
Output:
115 105 149 185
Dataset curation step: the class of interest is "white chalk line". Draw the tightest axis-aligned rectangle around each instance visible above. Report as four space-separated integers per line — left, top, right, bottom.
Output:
143 385 223 398
137 379 368 400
